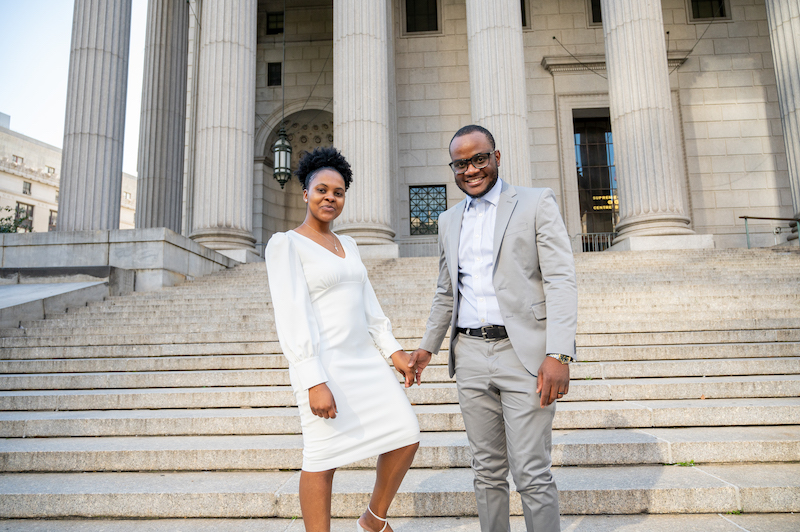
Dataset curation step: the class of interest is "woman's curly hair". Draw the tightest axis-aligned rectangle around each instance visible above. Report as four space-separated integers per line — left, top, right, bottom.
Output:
295 146 353 190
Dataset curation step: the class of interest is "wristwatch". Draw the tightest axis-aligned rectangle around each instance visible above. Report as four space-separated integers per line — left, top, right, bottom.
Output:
547 353 574 365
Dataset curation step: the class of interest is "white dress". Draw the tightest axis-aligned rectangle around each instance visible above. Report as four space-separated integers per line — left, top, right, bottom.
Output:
265 230 420 472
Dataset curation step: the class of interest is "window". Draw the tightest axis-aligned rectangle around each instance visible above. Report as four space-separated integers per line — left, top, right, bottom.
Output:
687 0 730 21
46 166 55 175
12 155 23 165
410 185 447 235
123 191 132 200
573 109 618 244
405 0 438 33
267 12 284 35
521 0 528 28
22 181 32 195
55 191 59 203
588 0 602 25
15 202 34 232
268 62 282 87
48 210 57 232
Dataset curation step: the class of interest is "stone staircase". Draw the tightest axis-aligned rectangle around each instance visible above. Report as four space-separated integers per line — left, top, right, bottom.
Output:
1 247 799 530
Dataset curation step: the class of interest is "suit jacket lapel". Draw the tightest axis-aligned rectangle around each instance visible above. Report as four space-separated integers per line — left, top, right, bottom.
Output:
447 199 466 288
493 182 518 265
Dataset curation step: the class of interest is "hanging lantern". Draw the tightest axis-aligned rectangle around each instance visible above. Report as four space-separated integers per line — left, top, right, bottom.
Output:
272 126 292 189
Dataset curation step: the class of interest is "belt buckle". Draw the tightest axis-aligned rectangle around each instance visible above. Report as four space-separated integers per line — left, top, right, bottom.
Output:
480 326 492 341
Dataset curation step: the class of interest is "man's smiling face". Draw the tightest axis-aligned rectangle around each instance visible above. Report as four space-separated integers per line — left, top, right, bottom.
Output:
450 131 501 198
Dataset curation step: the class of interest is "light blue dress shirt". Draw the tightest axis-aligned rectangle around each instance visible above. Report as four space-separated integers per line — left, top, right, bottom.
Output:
457 178 504 329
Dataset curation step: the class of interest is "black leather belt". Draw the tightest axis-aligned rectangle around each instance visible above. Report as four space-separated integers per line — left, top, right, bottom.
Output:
456 325 508 341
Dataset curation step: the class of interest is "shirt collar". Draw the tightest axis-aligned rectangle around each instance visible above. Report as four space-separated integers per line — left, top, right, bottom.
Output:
466 178 503 210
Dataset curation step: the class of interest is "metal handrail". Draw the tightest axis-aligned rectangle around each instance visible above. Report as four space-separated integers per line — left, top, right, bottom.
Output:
572 232 617 253
739 216 800 249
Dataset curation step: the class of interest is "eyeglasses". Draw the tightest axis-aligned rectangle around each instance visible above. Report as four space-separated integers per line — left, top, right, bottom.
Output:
449 152 494 174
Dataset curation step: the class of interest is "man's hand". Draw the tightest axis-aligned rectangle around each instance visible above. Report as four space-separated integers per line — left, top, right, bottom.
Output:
308 383 337 418
390 350 417 388
536 357 570 408
408 348 433 385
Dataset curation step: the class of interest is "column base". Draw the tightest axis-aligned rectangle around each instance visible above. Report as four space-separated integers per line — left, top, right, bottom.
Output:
334 223 399 258
190 228 256 252
608 234 716 251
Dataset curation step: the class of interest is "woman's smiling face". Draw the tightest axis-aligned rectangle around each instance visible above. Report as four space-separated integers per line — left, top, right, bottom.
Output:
304 168 346 223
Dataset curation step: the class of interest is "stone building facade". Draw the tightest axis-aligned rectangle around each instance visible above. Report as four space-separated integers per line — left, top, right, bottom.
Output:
0 126 136 233
55 0 799 258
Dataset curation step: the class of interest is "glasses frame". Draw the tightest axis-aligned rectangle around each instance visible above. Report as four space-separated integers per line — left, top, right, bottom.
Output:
449 152 495 174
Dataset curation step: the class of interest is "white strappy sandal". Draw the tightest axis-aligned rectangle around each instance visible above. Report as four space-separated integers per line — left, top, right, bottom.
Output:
356 505 388 532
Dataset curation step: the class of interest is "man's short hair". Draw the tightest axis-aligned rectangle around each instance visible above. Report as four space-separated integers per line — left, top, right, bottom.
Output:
450 124 496 150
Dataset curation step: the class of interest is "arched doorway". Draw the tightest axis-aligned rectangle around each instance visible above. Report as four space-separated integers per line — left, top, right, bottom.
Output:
254 109 334 245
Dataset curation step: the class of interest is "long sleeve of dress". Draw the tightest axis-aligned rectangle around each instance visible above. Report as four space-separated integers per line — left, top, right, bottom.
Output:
266 233 328 390
349 237 404 358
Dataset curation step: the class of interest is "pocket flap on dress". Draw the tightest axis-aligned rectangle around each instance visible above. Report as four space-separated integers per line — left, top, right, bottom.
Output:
532 301 546 320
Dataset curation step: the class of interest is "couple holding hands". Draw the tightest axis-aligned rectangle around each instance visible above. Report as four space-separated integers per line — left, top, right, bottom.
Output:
266 125 578 532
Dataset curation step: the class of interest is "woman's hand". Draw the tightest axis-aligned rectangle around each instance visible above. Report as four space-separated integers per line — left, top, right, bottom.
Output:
308 383 337 418
390 350 417 388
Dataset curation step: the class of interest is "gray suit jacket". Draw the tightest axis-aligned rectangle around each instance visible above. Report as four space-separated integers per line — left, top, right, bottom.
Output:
419 182 578 378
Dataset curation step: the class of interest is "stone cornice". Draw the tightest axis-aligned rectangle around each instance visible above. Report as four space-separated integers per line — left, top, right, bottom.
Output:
541 51 689 74
0 158 59 187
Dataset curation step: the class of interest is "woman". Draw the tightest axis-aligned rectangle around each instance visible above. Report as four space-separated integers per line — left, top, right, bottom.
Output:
266 147 420 532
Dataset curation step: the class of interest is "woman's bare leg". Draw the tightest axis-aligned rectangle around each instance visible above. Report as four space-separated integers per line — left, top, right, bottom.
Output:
300 468 336 532
358 442 419 532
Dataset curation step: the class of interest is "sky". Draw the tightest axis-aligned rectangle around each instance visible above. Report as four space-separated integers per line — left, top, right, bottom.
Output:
0 0 147 176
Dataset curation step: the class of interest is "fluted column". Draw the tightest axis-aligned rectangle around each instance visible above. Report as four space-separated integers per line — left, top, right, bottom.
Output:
58 0 131 231
765 0 800 219
333 0 396 247
190 0 257 250
465 0 530 187
135 0 189 232
600 0 693 242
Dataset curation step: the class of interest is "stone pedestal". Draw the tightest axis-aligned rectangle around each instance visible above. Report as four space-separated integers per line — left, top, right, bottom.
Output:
599 0 694 243
136 0 189 233
58 0 132 231
465 0 530 187
189 0 257 251
765 0 800 219
332 0 397 254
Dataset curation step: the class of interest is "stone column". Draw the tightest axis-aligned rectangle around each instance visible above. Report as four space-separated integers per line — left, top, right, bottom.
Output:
765 0 800 220
189 0 257 251
600 0 694 242
58 0 131 231
465 0 530 187
135 0 189 233
333 0 398 255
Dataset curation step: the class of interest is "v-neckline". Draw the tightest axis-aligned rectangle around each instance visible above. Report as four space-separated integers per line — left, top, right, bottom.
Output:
290 230 347 259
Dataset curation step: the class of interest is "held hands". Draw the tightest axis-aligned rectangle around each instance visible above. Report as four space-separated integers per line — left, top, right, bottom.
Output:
408 348 432 386
536 356 570 408
390 350 417 388
308 383 337 419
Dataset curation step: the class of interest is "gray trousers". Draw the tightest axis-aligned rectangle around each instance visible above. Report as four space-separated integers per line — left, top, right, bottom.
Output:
454 334 559 532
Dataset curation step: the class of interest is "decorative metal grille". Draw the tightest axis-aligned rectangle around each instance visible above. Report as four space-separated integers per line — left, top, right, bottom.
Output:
691 0 727 20
406 0 438 33
268 63 282 87
410 185 446 236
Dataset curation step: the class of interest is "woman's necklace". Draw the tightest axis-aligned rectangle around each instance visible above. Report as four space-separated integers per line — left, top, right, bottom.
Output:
302 222 340 252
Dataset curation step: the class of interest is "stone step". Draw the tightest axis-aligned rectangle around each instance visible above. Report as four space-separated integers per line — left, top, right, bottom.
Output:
0 514 798 532
18 303 800 330
2 375 799 410
6 318 800 340
7 313 799 338
1 426 798 472
1 357 797 383
2 398 797 437
578 342 800 361
5 326 800 349
2 340 797 364
1 463 798 518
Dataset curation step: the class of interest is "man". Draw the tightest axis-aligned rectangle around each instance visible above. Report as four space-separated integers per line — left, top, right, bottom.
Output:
410 125 577 532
